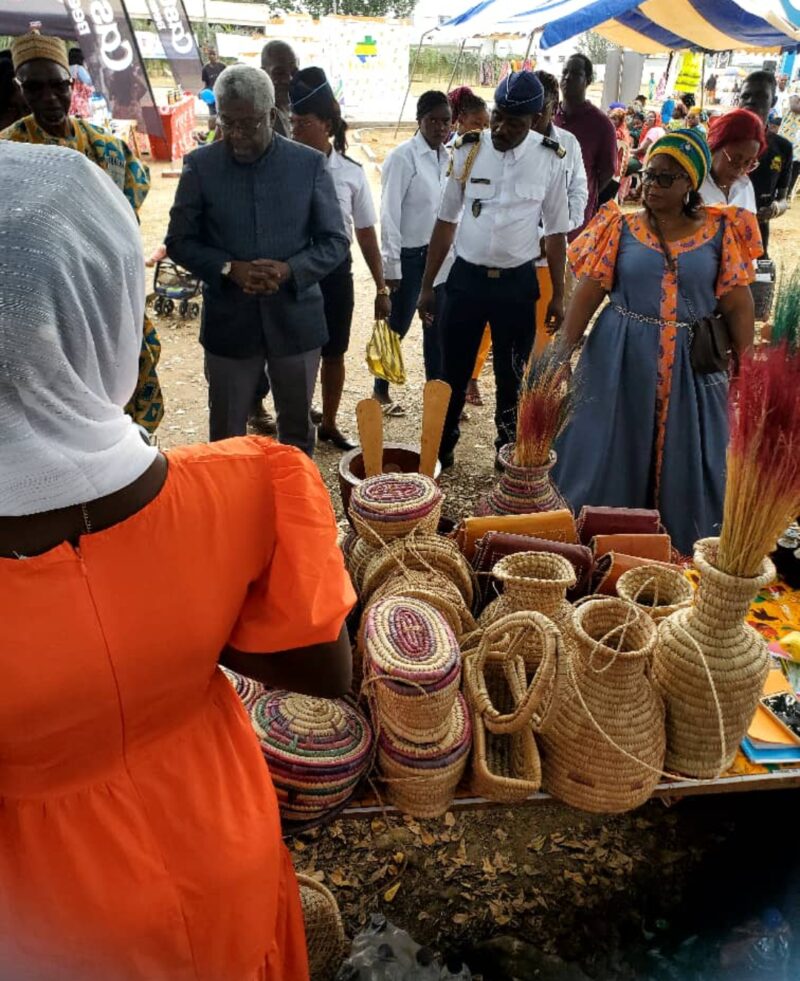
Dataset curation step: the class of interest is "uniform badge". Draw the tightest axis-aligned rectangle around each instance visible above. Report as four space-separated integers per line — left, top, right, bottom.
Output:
472 200 482 218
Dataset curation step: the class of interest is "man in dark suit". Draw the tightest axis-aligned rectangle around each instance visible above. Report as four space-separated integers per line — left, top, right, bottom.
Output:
166 64 348 454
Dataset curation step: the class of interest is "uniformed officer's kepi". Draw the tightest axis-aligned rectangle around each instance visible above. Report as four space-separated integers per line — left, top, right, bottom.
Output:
493 71 544 116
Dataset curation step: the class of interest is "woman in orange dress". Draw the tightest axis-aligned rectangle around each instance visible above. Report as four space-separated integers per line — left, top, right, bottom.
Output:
0 141 355 980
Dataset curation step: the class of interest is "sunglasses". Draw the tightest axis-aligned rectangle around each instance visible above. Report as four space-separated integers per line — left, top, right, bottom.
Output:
722 147 760 174
642 169 689 188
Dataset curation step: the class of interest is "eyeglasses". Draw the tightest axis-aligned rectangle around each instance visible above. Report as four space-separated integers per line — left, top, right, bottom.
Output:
218 115 266 137
642 169 689 188
722 147 760 174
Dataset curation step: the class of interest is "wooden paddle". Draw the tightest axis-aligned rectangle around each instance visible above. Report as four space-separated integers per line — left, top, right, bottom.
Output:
356 398 384 478
419 380 452 477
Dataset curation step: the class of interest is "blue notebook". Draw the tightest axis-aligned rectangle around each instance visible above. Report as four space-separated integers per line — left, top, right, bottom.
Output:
741 737 800 765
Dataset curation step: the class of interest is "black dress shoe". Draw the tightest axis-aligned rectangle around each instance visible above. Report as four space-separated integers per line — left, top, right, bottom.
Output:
310 406 323 426
318 426 356 451
439 450 455 470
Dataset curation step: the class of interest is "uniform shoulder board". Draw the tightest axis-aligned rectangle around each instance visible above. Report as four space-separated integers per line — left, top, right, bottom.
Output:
454 129 482 149
342 152 363 168
542 136 567 159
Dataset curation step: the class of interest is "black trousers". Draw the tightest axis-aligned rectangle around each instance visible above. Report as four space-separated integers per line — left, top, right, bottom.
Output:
439 257 538 458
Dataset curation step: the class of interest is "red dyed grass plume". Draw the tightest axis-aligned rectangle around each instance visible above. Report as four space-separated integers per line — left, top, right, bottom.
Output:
514 344 574 469
718 343 800 577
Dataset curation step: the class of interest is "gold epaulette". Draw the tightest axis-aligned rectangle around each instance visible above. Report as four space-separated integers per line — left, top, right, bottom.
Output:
447 130 483 186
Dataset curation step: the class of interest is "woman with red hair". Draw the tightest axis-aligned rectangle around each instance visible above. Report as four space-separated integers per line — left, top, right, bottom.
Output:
700 108 766 212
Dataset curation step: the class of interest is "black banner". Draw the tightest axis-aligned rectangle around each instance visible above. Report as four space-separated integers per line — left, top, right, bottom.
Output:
0 0 163 136
143 0 203 93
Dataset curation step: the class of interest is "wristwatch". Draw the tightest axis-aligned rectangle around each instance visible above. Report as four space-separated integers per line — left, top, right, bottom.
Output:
221 261 232 277
376 286 391 296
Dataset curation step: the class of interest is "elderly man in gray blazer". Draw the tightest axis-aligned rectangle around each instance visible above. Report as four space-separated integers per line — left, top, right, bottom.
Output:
166 64 348 454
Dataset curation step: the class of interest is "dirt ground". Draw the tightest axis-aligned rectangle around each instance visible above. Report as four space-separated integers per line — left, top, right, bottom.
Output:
138 143 800 979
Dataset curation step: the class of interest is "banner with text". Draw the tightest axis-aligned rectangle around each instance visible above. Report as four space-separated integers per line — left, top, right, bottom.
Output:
143 0 203 93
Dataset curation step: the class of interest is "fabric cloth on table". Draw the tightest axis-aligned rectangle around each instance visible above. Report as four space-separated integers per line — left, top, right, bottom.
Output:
553 202 762 556
0 437 355 979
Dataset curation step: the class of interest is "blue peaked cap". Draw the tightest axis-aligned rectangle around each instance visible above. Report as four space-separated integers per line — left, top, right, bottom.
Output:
493 70 544 116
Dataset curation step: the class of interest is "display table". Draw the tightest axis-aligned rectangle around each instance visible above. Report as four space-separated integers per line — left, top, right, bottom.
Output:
142 97 195 162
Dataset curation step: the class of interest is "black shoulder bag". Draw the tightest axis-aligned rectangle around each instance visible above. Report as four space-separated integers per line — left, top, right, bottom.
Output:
653 217 732 375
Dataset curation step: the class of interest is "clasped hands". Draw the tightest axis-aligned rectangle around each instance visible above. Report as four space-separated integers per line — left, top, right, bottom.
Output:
229 259 291 295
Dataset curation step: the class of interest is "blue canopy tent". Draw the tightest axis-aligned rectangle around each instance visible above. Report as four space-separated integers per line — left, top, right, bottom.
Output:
436 0 800 51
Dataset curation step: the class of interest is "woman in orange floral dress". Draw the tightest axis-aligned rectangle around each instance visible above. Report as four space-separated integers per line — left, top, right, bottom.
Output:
553 131 761 555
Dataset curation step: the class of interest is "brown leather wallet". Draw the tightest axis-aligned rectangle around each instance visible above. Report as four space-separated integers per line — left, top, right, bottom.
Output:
457 509 578 561
472 532 594 606
591 533 672 563
577 506 663 546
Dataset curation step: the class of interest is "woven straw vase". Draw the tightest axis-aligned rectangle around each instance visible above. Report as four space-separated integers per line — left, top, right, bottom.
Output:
653 538 775 779
617 564 693 622
478 446 570 517
296 874 346 981
481 551 576 637
540 597 666 814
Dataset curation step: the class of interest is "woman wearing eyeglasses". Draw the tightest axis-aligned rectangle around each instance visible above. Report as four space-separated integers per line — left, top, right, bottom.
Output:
552 131 761 555
699 108 765 212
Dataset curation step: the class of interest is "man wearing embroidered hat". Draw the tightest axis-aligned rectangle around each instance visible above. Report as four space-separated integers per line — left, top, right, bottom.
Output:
552 129 760 555
418 70 570 469
1 31 162 436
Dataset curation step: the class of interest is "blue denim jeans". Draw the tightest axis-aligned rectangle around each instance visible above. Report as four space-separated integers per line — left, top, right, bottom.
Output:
374 245 427 399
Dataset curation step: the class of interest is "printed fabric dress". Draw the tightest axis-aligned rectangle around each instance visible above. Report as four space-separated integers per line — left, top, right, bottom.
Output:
553 202 761 556
0 438 356 981
0 115 162 434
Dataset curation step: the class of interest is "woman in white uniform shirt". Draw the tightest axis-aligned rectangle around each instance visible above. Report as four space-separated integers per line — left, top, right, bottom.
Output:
378 90 451 413
700 108 764 212
290 68 391 450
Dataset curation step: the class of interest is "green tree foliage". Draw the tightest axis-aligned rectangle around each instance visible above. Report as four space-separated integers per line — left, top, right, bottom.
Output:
577 31 610 67
258 0 416 16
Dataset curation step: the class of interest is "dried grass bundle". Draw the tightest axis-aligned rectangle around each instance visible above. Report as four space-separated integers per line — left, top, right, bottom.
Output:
771 265 800 351
514 343 574 468
718 344 800 577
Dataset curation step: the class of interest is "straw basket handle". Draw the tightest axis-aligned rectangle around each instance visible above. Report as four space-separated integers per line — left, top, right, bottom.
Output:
465 611 560 735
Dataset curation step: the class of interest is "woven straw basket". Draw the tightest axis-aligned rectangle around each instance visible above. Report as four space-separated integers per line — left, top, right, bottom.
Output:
481 551 576 636
653 538 775 778
362 535 475 609
296 874 346 981
349 473 443 546
252 692 374 827
346 536 380 594
540 597 665 813
368 571 478 642
617 564 693 622
465 612 561 802
479 446 570 517
364 596 462 744
377 693 472 818
220 666 266 710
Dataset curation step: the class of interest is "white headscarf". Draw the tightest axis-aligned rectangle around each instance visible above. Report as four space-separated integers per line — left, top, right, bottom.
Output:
0 142 157 516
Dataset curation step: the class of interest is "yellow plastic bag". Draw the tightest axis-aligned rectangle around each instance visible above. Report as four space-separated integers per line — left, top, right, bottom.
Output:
366 319 406 385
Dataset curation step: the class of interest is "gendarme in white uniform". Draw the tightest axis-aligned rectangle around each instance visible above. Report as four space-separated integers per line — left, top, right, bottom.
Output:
326 150 377 243
438 128 571 268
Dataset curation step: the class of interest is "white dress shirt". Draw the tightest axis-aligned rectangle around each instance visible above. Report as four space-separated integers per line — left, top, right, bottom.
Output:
535 123 588 268
326 150 377 244
700 173 757 212
438 129 570 269
380 131 449 280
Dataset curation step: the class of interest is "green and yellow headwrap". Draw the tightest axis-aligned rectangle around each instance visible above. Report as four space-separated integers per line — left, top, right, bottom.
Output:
647 129 711 190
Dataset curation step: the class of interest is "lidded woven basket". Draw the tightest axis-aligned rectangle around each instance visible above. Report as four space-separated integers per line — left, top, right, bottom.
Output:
362 534 475 609
220 666 266 710
349 473 442 546
364 596 462 744
540 597 665 813
377 693 472 819
296 874 346 981
251 692 374 827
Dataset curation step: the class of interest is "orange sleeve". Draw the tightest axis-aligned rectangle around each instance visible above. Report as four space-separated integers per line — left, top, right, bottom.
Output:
568 202 624 290
711 206 763 299
228 444 356 653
